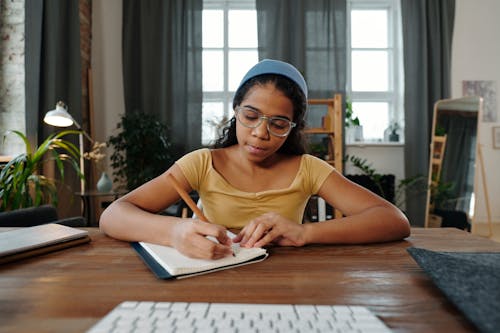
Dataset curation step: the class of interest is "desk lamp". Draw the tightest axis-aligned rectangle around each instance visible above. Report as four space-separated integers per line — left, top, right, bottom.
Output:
44 101 93 194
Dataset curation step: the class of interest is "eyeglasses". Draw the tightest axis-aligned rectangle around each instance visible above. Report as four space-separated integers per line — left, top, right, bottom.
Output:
235 106 296 137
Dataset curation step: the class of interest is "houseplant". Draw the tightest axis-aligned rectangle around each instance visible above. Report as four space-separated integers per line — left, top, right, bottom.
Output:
345 98 360 127
345 98 363 142
83 141 111 192
108 111 175 191
345 154 454 213
345 154 394 202
0 130 83 211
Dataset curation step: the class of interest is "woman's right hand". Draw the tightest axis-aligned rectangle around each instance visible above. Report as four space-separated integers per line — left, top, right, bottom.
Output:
170 219 234 259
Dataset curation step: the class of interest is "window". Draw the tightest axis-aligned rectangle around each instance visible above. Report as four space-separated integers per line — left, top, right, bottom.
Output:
202 0 258 145
347 0 404 142
202 0 404 144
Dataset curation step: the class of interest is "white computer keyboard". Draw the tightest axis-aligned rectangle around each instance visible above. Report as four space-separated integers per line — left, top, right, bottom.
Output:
86 301 392 333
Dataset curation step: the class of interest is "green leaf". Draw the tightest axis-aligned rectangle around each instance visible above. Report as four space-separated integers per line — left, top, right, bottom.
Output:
0 130 83 212
107 111 174 190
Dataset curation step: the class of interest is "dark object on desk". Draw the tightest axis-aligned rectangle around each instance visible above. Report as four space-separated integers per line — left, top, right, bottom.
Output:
407 247 500 333
161 192 200 218
345 174 395 203
0 204 86 227
434 208 471 231
0 223 90 264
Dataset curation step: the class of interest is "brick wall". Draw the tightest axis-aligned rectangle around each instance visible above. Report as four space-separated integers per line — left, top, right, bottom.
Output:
0 0 25 156
0 1 92 158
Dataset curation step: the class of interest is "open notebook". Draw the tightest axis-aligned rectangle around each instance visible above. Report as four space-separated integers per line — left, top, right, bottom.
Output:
132 231 268 279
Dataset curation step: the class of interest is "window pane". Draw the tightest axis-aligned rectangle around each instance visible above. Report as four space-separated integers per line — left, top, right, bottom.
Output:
203 51 224 91
202 102 224 145
351 51 388 91
228 51 259 91
203 10 223 48
351 10 388 48
352 102 389 141
228 10 257 48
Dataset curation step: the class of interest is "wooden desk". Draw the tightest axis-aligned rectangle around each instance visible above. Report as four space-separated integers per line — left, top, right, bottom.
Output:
1 228 499 333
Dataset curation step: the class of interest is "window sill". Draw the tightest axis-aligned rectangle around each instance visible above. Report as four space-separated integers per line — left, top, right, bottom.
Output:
346 141 404 148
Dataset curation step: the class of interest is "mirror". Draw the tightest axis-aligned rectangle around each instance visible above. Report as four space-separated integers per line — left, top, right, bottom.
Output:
425 96 484 229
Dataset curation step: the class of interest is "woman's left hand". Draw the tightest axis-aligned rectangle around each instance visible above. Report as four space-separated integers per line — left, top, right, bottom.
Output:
233 212 307 248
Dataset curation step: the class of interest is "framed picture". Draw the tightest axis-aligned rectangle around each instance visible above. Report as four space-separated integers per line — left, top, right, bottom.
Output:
493 127 500 149
463 80 498 122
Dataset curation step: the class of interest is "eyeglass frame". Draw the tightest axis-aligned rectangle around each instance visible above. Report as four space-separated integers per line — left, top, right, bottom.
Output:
234 106 297 137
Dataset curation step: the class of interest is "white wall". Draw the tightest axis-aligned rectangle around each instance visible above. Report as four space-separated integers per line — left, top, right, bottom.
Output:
91 0 124 173
452 0 500 225
92 0 499 225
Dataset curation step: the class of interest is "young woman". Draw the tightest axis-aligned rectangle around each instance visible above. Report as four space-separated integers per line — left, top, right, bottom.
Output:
100 59 410 259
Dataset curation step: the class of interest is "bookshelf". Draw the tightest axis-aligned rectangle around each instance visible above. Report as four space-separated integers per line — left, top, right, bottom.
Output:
305 94 343 174
430 134 447 185
305 93 343 220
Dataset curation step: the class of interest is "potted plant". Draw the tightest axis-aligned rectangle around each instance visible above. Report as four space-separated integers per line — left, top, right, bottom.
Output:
108 111 175 191
345 154 394 202
0 130 83 211
345 98 363 142
308 137 330 160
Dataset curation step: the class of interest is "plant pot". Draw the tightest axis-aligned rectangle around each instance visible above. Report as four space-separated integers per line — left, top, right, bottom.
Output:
346 125 364 143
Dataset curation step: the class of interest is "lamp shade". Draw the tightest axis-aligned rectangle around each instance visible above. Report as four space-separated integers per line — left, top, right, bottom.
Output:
43 101 74 127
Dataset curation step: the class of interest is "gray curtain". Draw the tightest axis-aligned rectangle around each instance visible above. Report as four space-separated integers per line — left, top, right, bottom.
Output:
25 0 82 149
255 0 347 99
401 0 455 226
25 0 83 218
439 113 476 212
122 0 203 158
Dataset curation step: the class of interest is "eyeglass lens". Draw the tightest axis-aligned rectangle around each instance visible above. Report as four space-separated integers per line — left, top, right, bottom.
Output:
236 107 294 137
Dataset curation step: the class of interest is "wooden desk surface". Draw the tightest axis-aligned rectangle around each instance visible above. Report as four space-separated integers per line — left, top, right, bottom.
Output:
1 227 499 333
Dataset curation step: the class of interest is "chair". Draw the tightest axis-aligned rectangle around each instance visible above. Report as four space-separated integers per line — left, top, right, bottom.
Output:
0 205 86 227
160 192 200 218
433 208 471 231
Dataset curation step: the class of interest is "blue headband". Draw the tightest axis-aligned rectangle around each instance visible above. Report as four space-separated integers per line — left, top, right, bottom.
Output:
236 59 308 98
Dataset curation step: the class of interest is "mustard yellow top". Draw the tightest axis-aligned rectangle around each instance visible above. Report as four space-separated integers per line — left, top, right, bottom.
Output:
175 148 334 228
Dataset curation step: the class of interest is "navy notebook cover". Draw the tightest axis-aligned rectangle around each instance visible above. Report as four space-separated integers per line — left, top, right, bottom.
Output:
131 242 174 279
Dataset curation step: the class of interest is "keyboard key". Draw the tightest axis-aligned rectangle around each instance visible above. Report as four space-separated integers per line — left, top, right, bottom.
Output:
86 301 392 333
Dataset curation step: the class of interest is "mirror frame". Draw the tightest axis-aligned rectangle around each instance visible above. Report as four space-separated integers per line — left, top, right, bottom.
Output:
424 96 484 228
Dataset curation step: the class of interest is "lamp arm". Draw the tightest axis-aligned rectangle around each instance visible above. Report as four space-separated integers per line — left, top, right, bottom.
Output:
70 116 94 143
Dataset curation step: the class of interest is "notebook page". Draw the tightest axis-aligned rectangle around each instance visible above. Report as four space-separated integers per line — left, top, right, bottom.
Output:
139 231 266 276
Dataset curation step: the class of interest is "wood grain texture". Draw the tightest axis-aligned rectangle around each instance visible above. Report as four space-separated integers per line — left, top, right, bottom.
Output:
1 227 498 333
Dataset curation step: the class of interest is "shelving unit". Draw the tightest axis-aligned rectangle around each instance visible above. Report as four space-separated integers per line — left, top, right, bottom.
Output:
305 93 343 173
430 135 447 186
427 134 447 218
305 93 343 219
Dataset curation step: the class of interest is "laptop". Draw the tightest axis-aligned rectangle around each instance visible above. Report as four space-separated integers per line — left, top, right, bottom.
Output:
0 223 90 264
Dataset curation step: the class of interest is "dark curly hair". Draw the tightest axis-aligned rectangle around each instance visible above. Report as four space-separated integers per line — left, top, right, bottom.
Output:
212 74 307 155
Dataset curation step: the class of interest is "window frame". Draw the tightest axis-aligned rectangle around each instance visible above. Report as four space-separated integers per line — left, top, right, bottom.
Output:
346 0 404 142
202 0 257 145
202 0 404 144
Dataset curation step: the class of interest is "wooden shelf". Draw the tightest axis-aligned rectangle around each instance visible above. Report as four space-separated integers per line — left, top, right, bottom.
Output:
306 93 343 219
304 128 335 135
306 93 343 174
430 134 447 183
